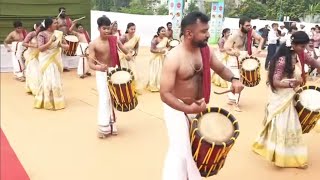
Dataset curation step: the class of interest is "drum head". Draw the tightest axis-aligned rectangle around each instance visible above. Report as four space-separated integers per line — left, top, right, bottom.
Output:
198 113 234 143
169 40 180 47
65 35 79 42
242 58 259 71
299 89 320 111
110 70 131 84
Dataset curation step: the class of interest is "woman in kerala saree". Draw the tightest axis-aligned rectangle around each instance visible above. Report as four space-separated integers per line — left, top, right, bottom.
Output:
119 23 142 93
252 31 320 168
34 17 69 110
23 23 41 95
147 26 169 92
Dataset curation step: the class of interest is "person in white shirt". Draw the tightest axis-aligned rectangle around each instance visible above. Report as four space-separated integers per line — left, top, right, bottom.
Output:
279 23 288 44
309 27 316 40
285 26 298 47
265 23 280 69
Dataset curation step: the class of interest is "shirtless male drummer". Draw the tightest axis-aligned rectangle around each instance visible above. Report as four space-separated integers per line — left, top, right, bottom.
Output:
69 21 92 78
87 16 132 138
160 11 244 180
4 20 28 81
57 7 72 35
223 16 264 112
57 7 74 72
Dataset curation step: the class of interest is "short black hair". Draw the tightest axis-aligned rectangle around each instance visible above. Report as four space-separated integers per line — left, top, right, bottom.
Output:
239 17 251 27
76 23 82 28
181 11 209 35
59 7 66 12
272 23 278 28
97 16 111 28
291 31 310 45
13 20 22 28
167 22 172 26
288 26 298 33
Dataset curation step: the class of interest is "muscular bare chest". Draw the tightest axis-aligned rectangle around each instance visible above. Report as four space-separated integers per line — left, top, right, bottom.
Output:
12 32 24 42
58 19 67 26
177 53 203 80
95 42 111 63
233 36 246 50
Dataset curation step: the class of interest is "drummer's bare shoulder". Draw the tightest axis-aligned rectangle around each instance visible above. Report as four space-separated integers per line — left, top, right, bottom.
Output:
252 30 262 40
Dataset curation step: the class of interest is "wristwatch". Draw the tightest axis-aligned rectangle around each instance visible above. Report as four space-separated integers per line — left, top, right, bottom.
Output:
230 76 239 82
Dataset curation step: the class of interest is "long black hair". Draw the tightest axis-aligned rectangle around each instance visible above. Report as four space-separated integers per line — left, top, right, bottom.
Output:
40 17 54 31
31 22 41 31
154 26 165 38
125 23 135 34
268 31 310 92
221 28 230 38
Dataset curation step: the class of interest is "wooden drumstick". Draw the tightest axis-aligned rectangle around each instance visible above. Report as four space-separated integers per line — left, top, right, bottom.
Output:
281 78 297 82
86 55 104 66
72 16 86 22
57 10 63 19
214 89 233 95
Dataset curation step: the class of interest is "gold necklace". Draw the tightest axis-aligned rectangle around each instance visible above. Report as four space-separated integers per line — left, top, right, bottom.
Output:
188 59 203 73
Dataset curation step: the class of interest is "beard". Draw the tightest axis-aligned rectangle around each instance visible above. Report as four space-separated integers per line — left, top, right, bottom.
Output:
241 27 248 33
192 38 209 48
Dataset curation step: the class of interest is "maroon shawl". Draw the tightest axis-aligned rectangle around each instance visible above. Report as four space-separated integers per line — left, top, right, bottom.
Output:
200 45 211 103
297 52 306 85
108 36 120 67
65 16 72 29
22 29 27 39
247 29 253 56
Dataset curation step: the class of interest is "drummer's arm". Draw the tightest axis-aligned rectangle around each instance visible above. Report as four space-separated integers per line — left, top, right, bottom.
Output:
68 22 79 36
305 52 320 72
59 39 69 50
224 35 238 56
117 39 129 54
252 31 263 53
87 43 103 71
4 32 13 51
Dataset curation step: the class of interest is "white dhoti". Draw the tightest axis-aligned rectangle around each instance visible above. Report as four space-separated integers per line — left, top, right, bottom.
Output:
162 103 202 180
76 42 90 76
96 70 116 127
11 41 26 78
226 56 240 103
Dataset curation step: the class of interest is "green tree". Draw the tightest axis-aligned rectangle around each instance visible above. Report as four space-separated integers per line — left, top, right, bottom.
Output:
266 0 306 20
155 4 169 15
238 0 266 19
186 2 199 13
120 1 153 15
